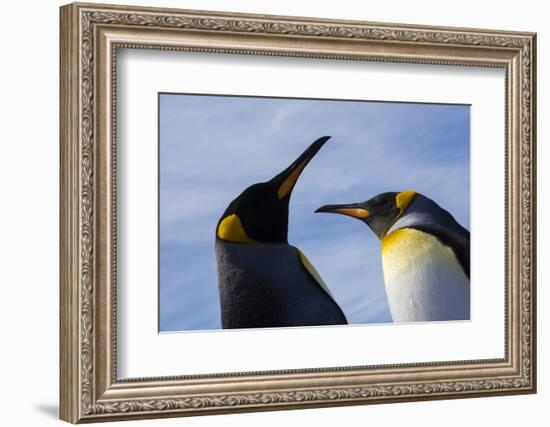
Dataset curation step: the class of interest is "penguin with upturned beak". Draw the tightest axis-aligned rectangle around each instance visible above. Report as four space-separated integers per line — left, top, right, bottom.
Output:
316 191 469 322
216 136 347 329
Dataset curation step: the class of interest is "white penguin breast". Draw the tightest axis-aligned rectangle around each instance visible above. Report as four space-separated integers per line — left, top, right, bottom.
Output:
381 228 470 322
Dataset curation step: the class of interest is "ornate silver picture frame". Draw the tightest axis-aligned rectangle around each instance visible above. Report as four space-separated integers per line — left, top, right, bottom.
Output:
60 2 536 423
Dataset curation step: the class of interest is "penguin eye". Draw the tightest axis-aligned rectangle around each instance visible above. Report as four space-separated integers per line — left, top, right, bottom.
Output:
371 195 387 207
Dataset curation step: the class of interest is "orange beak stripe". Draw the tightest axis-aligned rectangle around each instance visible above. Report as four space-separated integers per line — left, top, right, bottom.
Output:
277 159 308 199
335 207 369 219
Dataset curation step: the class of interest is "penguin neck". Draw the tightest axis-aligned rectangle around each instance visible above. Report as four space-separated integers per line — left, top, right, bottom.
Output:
215 238 289 248
216 213 289 244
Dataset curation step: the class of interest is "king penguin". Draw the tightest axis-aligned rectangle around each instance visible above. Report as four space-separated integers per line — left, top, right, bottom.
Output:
216 136 348 329
316 191 469 322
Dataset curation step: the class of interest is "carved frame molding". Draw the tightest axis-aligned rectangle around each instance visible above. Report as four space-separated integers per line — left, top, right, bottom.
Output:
60 2 536 423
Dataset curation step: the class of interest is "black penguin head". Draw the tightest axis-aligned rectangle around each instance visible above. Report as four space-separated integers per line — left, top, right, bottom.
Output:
217 136 331 244
315 190 417 239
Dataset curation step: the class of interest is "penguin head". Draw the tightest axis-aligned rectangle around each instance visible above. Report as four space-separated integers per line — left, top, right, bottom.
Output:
315 190 417 239
217 136 331 244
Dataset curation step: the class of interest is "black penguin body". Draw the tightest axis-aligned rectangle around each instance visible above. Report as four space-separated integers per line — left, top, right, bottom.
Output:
216 241 347 328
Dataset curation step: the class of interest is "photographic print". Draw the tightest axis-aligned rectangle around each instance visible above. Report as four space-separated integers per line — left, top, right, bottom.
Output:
159 94 470 332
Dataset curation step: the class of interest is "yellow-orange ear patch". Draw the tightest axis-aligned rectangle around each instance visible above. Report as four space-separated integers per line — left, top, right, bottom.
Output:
217 214 257 243
396 190 416 214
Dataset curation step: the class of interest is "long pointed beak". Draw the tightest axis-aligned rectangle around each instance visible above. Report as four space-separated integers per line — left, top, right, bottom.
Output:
272 136 331 199
315 203 370 219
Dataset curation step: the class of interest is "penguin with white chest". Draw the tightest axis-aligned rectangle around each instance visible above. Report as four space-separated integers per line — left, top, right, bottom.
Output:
216 136 347 329
316 190 469 322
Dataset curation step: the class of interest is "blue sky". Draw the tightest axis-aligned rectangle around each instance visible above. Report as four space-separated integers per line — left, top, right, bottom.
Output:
159 94 470 332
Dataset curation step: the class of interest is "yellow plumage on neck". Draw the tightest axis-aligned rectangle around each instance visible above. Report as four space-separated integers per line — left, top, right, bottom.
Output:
295 247 334 298
382 228 458 279
217 214 257 243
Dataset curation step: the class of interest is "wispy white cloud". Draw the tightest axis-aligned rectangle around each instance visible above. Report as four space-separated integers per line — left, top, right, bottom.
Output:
270 102 311 131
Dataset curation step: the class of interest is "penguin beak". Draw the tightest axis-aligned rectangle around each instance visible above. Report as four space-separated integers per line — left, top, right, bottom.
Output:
315 203 370 220
273 136 331 199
